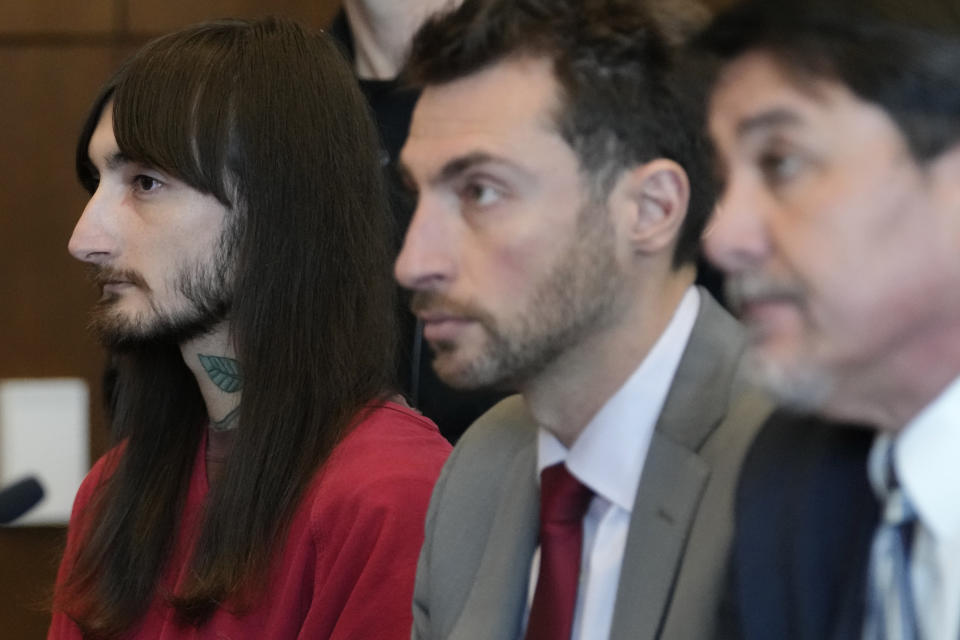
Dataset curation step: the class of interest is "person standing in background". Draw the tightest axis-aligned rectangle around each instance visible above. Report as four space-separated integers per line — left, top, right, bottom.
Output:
50 17 450 639
332 0 506 444
697 1 960 637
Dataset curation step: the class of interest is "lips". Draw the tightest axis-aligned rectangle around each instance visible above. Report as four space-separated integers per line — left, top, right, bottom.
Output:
740 296 792 317
738 296 805 345
410 291 481 343
419 312 474 342
727 276 804 314
89 266 149 293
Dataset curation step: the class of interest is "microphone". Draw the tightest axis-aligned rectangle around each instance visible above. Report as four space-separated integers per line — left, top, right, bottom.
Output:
0 476 45 525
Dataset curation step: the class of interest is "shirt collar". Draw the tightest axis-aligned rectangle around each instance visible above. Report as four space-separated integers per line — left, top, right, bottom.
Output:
883 374 960 540
538 287 700 512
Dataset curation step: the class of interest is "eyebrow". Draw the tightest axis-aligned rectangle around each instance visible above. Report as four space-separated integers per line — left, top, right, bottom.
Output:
736 108 805 138
401 151 529 188
436 152 501 184
92 150 131 172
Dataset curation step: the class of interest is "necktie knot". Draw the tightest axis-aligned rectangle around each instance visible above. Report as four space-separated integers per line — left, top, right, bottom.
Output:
539 463 593 525
882 489 915 527
878 444 916 527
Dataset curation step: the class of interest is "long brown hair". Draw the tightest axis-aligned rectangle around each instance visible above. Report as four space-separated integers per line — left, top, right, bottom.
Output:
59 18 398 637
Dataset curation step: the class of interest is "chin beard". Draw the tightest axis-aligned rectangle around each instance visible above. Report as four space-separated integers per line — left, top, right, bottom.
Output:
743 346 834 413
429 333 545 392
91 303 229 352
92 270 232 351
92 298 230 351
90 245 234 351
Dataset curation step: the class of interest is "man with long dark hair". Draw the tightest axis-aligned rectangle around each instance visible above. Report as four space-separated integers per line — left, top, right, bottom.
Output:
394 1 772 638
696 0 960 638
49 17 451 639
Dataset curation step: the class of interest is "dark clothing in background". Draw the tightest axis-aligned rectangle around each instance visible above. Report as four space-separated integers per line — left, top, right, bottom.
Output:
718 412 879 640
330 12 506 444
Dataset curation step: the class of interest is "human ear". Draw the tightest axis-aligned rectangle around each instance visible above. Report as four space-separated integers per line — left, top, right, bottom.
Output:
608 158 690 256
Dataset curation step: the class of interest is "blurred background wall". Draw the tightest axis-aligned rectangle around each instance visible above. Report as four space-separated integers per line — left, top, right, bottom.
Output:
0 0 734 636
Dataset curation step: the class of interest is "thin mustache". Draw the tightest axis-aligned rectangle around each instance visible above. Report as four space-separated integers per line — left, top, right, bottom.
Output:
726 276 804 313
410 292 478 318
87 265 150 292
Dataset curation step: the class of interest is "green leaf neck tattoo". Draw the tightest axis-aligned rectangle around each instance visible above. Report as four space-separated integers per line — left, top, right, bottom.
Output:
198 354 243 393
210 406 240 432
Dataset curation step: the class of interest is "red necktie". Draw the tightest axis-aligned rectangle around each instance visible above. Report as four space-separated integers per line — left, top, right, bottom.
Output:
525 463 593 640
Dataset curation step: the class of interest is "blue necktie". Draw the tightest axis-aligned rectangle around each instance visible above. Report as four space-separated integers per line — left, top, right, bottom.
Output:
863 444 918 640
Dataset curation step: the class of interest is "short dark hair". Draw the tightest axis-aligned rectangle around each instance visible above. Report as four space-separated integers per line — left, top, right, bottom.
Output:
60 17 398 636
404 0 716 268
696 0 960 162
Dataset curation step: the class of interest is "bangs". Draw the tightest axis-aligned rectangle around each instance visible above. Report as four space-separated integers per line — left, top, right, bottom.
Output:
110 21 242 207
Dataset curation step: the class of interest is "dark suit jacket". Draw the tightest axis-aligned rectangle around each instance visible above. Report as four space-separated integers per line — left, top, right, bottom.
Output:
720 412 880 640
412 291 773 640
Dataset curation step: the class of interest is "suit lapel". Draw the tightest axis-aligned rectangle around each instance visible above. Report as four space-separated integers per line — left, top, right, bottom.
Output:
610 433 711 639
610 292 746 639
449 434 539 640
785 422 877 640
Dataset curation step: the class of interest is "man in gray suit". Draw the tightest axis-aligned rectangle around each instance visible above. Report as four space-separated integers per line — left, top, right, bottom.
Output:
394 0 771 638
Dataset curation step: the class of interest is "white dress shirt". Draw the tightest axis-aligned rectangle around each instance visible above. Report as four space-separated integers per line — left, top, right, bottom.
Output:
872 374 960 640
525 287 700 640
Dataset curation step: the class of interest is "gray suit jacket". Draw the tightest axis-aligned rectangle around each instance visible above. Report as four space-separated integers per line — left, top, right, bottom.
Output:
411 291 773 640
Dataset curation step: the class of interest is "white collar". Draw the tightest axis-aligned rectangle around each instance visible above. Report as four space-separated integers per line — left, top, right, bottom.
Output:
876 374 960 540
538 287 700 512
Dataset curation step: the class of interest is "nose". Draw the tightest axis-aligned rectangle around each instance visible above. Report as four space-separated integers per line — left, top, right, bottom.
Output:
68 187 116 265
702 175 772 276
394 196 458 292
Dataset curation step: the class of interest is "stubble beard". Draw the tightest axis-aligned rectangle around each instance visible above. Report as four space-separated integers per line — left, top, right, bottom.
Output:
424 202 623 390
726 274 835 412
90 229 236 351
740 328 835 414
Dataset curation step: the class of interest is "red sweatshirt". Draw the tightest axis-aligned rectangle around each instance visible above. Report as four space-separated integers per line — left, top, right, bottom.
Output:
49 402 451 639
